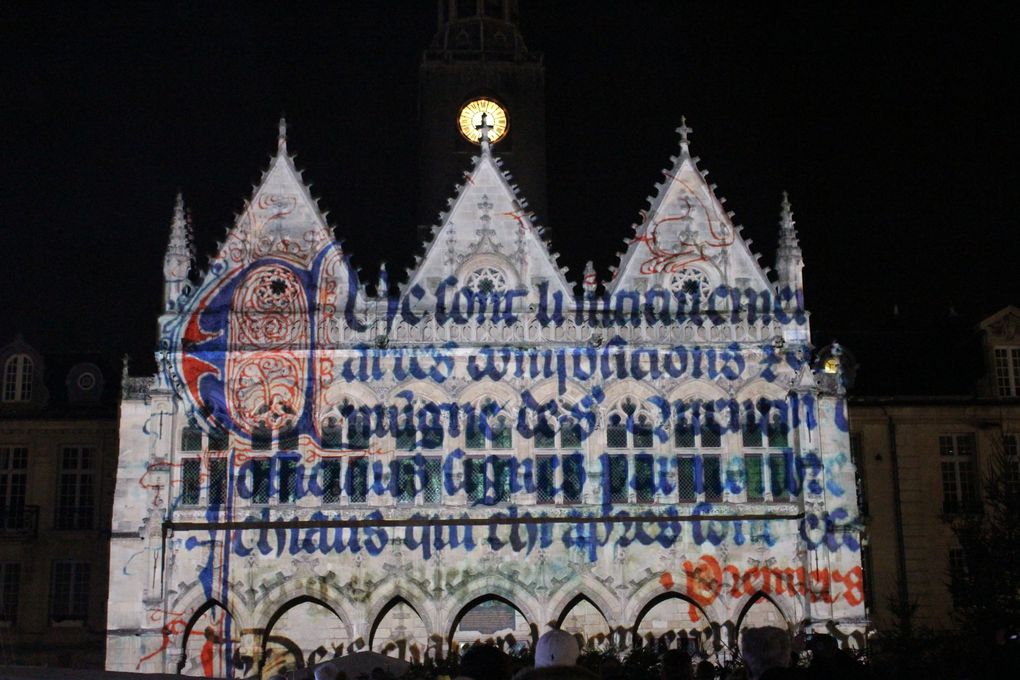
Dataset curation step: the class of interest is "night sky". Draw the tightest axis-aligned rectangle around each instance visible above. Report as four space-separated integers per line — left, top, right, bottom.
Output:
3 2 1018 389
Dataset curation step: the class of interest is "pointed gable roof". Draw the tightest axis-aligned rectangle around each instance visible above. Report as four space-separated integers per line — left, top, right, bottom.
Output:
608 120 772 298
401 141 573 308
212 119 337 273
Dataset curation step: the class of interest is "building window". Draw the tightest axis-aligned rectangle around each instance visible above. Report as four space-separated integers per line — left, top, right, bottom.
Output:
993 347 1020 396
2 354 33 402
561 454 584 504
278 428 299 451
465 457 511 505
700 455 723 502
180 458 201 506
605 454 629 504
208 428 229 452
466 400 512 450
208 458 227 506
677 456 697 502
51 562 89 623
849 433 869 515
278 456 299 503
940 434 977 513
249 458 271 505
0 447 28 530
0 563 19 623
345 407 371 450
346 458 368 503
768 452 792 500
634 453 655 503
535 404 583 450
181 422 203 451
56 447 94 529
745 453 765 501
322 417 343 449
948 547 967 581
319 459 342 503
607 398 654 450
677 454 722 502
536 455 556 503
251 426 272 451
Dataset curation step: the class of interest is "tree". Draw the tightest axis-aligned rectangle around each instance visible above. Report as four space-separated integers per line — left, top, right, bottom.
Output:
948 435 1020 670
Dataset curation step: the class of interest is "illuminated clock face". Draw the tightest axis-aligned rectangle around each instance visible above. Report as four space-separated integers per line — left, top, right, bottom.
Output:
458 98 509 144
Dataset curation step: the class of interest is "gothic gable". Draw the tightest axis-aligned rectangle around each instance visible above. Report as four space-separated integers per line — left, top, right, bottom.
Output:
608 124 772 301
401 148 573 310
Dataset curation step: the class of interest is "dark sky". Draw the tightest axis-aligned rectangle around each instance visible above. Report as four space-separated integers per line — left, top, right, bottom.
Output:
3 2 1018 387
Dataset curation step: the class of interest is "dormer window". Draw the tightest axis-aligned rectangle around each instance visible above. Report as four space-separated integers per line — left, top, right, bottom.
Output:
3 354 33 402
994 347 1020 396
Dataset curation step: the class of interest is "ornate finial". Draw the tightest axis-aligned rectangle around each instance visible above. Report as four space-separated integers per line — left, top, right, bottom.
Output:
780 191 795 231
582 261 598 296
676 116 693 147
376 262 389 298
277 116 287 152
476 111 493 154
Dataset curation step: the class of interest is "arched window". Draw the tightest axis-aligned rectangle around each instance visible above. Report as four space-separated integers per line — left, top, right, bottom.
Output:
465 398 512 450
534 400 583 450
606 398 654 449
3 354 33 402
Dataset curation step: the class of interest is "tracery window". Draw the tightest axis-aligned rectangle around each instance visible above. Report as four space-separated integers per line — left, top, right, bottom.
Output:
534 400 583 450
606 398 654 449
466 399 512 450
667 269 712 302
465 266 509 295
394 456 443 505
674 401 723 449
181 420 203 452
395 399 443 451
2 354 32 402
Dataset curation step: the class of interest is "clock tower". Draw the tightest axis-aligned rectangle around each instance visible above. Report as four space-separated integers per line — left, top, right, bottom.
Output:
417 0 547 227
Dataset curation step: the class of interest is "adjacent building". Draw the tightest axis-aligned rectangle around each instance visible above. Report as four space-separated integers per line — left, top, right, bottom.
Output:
850 305 1020 632
0 338 119 668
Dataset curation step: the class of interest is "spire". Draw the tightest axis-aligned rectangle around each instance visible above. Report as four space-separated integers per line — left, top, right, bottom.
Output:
163 193 194 311
775 191 804 302
582 260 598 297
676 116 693 153
376 262 389 298
277 116 288 154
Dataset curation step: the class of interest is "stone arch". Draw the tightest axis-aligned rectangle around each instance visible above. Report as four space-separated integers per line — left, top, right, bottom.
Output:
258 594 350 676
631 590 715 653
547 580 619 629
368 595 433 662
625 571 730 634
447 591 540 650
170 580 251 634
666 378 728 404
733 591 793 635
553 592 615 650
177 598 237 677
600 377 662 405
251 577 356 638
455 253 522 292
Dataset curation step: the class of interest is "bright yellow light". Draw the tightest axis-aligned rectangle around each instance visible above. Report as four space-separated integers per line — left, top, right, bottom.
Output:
824 358 840 373
458 99 509 144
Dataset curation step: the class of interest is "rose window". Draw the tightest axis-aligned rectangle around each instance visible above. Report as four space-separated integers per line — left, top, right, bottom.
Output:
465 267 508 295
667 269 712 299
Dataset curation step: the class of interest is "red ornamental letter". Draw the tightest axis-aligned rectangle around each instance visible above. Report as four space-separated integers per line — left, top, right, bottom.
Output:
834 566 865 606
684 555 723 608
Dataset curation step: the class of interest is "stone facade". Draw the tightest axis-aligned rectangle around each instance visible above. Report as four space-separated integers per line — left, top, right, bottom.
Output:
105 121 865 677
